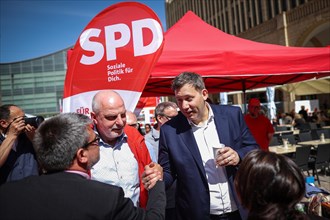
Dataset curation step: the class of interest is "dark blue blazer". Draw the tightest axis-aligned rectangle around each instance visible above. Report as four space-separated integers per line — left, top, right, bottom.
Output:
158 104 259 220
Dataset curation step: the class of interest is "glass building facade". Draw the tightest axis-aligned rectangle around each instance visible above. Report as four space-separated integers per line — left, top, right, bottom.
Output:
0 48 70 117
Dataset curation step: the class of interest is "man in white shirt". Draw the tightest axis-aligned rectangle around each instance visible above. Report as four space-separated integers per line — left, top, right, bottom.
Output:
90 90 162 208
157 72 259 220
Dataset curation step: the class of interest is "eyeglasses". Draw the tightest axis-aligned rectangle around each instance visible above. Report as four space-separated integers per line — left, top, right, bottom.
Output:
128 123 139 128
82 135 100 149
163 115 175 120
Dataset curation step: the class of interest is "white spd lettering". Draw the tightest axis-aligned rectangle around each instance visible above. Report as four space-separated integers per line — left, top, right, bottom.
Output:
105 23 131 62
132 18 163 57
80 29 104 65
79 18 163 65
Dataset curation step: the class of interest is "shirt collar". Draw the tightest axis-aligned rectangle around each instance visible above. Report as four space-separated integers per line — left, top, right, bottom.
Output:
188 103 214 128
93 125 127 148
150 127 160 141
65 170 90 179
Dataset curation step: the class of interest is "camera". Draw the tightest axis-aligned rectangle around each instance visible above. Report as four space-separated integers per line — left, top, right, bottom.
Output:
24 116 45 128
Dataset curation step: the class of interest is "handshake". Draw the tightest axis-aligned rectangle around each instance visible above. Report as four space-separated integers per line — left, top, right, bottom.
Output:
142 162 163 190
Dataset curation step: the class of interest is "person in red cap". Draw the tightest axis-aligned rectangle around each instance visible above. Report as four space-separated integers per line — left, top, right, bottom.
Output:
244 98 274 151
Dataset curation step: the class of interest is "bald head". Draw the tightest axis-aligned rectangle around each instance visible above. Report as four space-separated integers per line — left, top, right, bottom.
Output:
90 90 127 145
126 111 137 126
92 90 125 114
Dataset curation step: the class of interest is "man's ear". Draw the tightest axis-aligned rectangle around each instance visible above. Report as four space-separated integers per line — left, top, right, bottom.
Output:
90 112 97 125
0 119 8 130
76 148 88 164
202 89 209 100
156 115 162 122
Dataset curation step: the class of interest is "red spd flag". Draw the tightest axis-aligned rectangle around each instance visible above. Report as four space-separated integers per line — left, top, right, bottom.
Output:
63 2 164 114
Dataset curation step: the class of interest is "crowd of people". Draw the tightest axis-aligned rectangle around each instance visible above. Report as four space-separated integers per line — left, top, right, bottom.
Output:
276 105 330 129
0 71 326 220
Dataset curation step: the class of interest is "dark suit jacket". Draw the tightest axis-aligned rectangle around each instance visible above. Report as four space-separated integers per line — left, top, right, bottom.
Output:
0 172 165 220
158 104 259 220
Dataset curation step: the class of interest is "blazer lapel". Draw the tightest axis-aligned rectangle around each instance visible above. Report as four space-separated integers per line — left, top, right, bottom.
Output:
212 105 230 146
176 114 208 185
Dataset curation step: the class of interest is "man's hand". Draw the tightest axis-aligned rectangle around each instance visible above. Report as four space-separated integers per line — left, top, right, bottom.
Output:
142 162 163 190
215 146 240 167
6 117 25 137
0 117 26 167
24 124 36 142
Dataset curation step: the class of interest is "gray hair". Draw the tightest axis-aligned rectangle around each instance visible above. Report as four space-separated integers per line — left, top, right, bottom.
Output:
155 102 178 122
33 113 92 172
171 72 205 92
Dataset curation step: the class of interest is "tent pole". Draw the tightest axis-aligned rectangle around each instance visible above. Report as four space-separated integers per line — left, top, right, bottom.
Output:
242 80 247 114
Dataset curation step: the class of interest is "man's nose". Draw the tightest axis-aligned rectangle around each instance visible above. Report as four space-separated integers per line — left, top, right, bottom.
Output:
115 115 125 125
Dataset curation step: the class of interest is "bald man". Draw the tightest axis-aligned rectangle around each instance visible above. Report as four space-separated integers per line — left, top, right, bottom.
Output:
126 111 143 134
126 111 157 162
90 90 163 209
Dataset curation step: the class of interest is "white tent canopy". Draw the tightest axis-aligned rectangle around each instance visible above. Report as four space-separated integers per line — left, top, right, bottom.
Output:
281 77 330 96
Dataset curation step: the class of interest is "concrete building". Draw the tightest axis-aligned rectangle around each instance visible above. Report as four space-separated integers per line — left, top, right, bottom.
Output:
165 0 330 114
166 0 329 47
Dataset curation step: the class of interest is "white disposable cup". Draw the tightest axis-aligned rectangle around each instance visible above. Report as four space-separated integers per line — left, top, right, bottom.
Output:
283 139 288 148
212 143 225 158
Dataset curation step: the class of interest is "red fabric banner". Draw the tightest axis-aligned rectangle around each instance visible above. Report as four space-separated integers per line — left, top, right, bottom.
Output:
63 2 164 113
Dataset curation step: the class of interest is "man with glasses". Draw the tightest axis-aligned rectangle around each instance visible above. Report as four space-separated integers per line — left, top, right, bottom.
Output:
145 101 178 220
0 113 166 220
0 104 39 184
244 98 274 151
145 101 178 161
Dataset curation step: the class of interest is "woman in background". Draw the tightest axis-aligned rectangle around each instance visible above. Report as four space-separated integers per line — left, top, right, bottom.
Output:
235 150 308 220
144 123 151 134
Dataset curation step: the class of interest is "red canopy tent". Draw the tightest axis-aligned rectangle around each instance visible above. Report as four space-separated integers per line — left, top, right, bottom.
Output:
141 11 330 97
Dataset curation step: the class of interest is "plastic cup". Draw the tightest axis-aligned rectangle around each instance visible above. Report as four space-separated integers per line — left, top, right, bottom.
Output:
212 143 225 158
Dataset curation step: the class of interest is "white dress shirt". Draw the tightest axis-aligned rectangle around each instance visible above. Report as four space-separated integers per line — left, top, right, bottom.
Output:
189 105 237 214
91 134 140 206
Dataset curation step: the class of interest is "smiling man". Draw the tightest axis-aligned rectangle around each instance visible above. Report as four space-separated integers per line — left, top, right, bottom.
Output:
90 90 163 208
